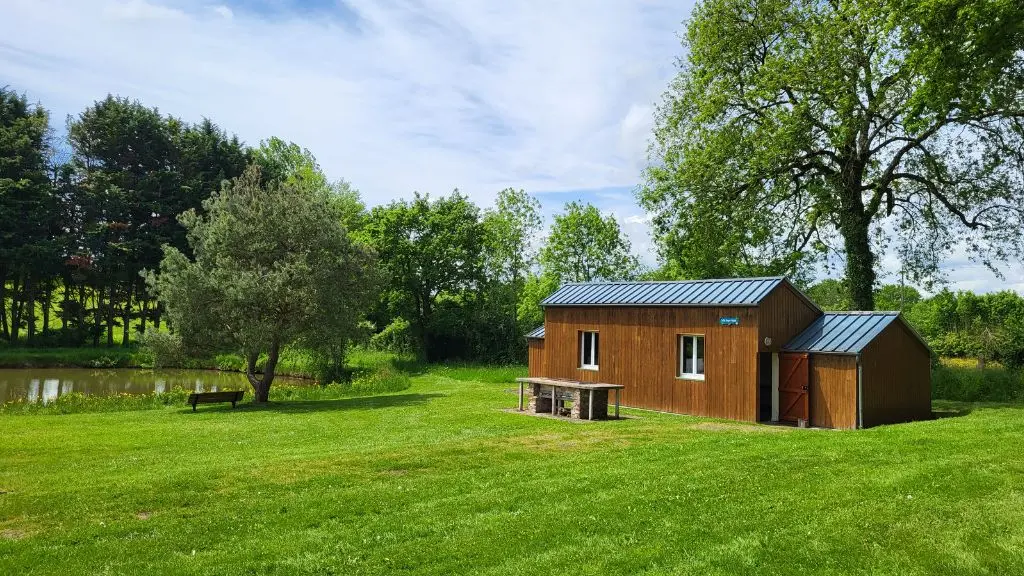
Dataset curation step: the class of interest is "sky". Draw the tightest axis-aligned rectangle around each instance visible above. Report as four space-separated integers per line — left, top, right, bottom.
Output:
1 0 1021 295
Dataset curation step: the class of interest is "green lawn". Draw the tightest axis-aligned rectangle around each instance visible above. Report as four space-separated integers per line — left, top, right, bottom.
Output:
2 369 1023 575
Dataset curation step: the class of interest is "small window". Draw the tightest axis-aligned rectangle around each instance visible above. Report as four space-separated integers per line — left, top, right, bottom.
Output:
678 335 705 380
579 331 599 370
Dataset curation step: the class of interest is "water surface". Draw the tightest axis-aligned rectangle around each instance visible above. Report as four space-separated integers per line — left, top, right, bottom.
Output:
0 369 310 405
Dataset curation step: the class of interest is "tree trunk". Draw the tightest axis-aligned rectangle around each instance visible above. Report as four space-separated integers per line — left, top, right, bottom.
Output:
154 302 161 330
61 272 71 332
245 342 280 404
837 177 876 311
42 278 51 339
138 297 148 335
106 283 115 347
25 274 36 346
90 280 99 344
10 276 22 345
0 266 8 342
121 282 132 347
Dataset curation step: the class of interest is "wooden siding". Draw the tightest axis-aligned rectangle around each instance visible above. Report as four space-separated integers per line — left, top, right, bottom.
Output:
527 339 545 377
860 321 932 427
541 306 760 421
809 354 858 429
758 282 822 353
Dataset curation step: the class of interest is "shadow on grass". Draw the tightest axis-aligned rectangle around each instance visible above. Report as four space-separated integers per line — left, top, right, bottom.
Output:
932 407 972 420
931 399 1024 420
186 393 445 415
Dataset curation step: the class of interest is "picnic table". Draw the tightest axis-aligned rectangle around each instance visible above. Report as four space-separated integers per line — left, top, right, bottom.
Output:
515 377 624 420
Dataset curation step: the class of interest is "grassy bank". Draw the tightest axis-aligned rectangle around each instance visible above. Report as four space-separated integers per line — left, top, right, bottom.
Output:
1 367 1022 575
0 346 411 382
0 346 142 369
933 357 1024 402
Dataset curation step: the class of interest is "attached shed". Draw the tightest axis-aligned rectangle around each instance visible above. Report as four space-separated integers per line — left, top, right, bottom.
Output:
783 312 932 429
525 277 932 429
525 325 546 377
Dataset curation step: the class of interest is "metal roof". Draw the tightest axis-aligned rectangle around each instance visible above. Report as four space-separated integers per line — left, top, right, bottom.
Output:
525 325 545 339
784 312 907 354
541 277 788 307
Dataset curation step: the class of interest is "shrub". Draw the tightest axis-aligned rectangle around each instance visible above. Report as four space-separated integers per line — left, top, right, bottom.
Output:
370 317 417 355
932 359 1024 402
346 366 411 395
140 331 188 368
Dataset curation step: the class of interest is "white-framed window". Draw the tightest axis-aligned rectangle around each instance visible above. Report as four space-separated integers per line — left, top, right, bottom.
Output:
579 331 599 370
678 334 705 380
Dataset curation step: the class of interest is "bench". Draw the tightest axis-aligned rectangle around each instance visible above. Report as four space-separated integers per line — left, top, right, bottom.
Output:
188 390 245 411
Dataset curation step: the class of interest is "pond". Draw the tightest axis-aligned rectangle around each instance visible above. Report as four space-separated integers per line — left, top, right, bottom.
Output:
0 369 311 405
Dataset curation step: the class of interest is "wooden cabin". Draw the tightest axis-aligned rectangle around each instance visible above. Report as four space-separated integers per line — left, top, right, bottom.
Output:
525 277 932 429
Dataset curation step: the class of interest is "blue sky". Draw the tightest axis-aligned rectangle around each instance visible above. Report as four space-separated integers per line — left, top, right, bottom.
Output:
2 0 1021 294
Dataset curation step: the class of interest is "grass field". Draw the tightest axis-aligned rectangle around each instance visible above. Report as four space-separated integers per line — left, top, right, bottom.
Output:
2 367 1023 575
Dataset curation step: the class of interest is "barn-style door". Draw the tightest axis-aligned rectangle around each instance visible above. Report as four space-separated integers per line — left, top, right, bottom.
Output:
779 353 809 424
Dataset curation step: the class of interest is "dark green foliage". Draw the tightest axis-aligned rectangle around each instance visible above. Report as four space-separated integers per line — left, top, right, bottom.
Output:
0 88 58 346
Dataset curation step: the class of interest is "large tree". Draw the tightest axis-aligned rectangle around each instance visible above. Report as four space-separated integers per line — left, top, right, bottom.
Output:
67 98 250 344
483 188 543 290
152 165 377 402
540 201 641 283
483 188 543 336
362 191 485 347
0 88 57 344
642 0 1024 309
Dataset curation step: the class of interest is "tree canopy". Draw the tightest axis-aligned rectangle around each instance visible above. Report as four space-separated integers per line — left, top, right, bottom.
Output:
151 165 377 401
642 0 1024 309
0 87 55 344
540 201 641 283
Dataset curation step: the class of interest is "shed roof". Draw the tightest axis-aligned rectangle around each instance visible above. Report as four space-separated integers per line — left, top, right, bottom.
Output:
541 277 796 307
783 312 928 355
525 325 545 339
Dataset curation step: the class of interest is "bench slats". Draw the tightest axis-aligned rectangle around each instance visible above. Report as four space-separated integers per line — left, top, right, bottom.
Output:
188 390 245 411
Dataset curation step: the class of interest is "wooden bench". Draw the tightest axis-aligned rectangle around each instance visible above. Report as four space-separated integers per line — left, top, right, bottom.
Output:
188 390 245 411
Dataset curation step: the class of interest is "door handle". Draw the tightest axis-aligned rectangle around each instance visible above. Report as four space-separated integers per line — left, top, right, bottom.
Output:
802 385 808 391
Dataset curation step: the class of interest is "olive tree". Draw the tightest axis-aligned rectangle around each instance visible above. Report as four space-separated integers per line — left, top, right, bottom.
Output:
151 165 378 402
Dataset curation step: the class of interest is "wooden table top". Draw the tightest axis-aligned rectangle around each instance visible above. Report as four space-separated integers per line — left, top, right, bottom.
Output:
515 377 625 390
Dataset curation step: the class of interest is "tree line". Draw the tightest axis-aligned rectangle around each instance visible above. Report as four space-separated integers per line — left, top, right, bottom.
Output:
0 87 642 363
808 279 1024 368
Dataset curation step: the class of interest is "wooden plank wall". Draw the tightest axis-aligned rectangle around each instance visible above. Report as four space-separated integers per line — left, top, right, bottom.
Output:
809 354 858 429
527 339 545 377
758 282 822 354
860 321 932 427
541 306 760 421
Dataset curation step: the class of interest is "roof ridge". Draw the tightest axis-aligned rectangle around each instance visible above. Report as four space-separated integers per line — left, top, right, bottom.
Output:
563 275 785 286
823 310 900 315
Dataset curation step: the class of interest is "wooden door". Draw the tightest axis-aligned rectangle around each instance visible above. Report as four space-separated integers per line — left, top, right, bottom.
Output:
779 353 809 423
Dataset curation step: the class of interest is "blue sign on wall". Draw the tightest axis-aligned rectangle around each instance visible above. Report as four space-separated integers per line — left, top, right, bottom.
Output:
719 316 740 326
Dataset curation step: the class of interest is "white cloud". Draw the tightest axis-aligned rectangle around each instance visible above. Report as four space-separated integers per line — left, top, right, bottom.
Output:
210 4 233 19
103 0 186 20
0 0 689 209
